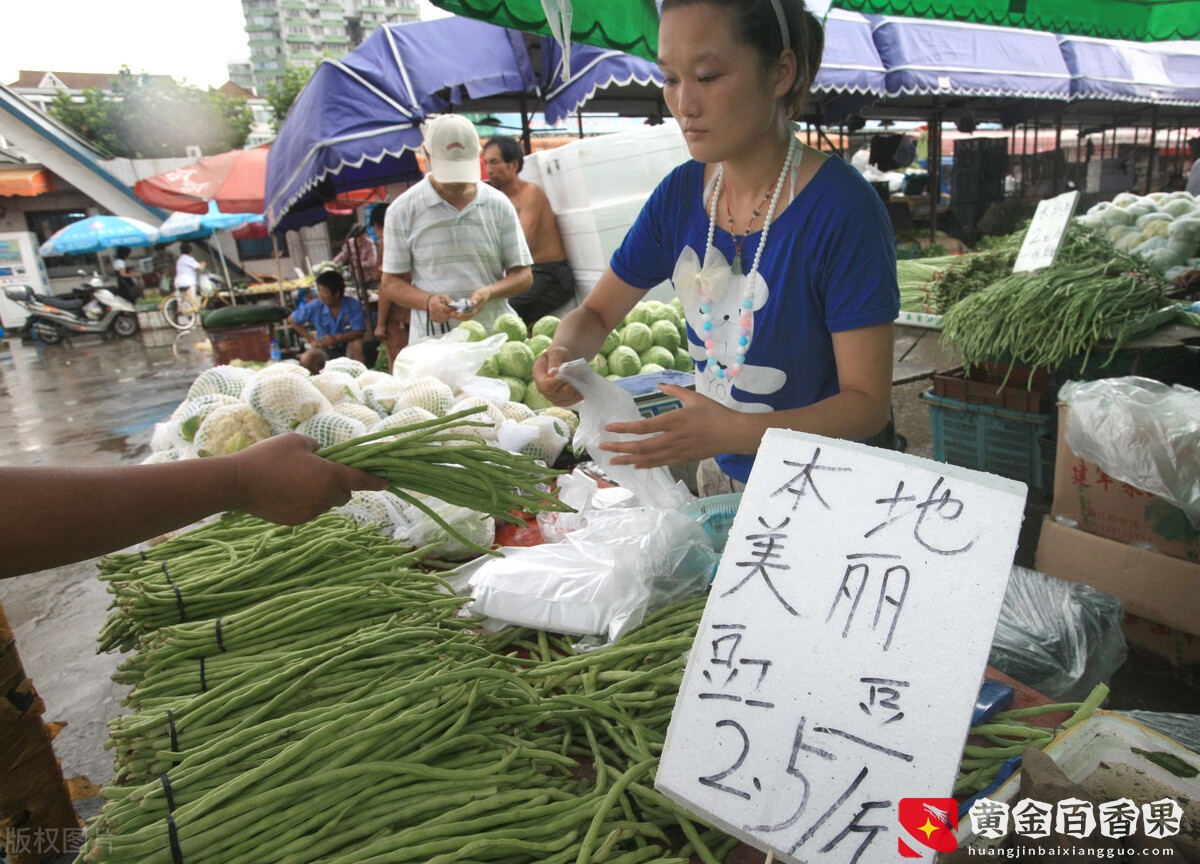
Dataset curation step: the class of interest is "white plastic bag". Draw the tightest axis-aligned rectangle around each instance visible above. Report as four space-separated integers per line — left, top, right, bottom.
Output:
391 328 507 388
464 506 716 644
392 497 496 561
536 467 637 541
1059 377 1200 529
553 359 694 510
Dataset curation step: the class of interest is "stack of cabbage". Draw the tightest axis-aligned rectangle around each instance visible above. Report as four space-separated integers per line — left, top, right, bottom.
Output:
473 300 693 404
147 356 579 467
1078 191 1200 279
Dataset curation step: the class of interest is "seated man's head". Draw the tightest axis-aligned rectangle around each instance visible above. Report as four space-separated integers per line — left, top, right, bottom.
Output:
422 114 481 195
316 269 346 305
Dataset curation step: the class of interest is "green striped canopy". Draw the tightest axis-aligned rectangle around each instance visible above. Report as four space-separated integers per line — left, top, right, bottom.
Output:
431 0 661 60
828 0 1200 41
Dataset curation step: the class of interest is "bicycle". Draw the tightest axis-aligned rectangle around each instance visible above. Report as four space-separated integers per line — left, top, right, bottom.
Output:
160 277 222 331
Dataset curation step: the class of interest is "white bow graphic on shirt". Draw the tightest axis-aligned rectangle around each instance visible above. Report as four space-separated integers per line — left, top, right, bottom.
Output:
672 244 732 309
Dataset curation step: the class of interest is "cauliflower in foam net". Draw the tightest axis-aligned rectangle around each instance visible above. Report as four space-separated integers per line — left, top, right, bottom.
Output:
516 415 569 465
186 365 255 401
255 361 311 379
194 403 273 456
173 394 242 442
445 396 505 440
362 380 408 416
296 411 367 449
367 407 437 438
322 356 368 378
150 418 190 454
499 400 536 422
334 402 385 426
310 370 362 405
244 374 332 434
397 376 454 416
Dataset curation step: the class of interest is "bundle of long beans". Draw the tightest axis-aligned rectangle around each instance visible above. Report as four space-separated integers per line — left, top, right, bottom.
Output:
96 514 424 653
317 405 573 542
955 683 1109 795
941 228 1167 380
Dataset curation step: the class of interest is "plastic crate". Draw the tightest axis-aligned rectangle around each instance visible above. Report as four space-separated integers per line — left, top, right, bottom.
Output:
921 390 1056 489
931 364 1054 414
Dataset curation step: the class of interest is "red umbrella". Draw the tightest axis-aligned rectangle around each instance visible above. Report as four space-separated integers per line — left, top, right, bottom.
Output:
134 147 269 215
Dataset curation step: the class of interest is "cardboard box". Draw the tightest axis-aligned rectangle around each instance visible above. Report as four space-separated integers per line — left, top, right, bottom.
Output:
1034 516 1200 640
1121 613 1200 668
1052 404 1200 564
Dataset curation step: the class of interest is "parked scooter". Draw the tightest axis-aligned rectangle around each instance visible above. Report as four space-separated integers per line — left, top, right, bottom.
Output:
4 272 140 344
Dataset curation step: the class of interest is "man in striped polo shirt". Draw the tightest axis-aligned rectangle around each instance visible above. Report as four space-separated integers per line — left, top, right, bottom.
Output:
380 114 534 344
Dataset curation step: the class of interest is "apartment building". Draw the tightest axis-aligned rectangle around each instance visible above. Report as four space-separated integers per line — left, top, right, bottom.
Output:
240 0 421 92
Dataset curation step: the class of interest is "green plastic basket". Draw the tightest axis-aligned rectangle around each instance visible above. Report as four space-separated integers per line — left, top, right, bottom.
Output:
921 390 1055 490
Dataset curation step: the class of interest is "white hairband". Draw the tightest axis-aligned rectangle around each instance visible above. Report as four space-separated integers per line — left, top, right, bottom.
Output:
768 0 790 46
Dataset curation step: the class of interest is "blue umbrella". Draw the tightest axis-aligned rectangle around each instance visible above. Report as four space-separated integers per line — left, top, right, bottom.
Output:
38 215 161 256
159 201 266 294
159 200 265 240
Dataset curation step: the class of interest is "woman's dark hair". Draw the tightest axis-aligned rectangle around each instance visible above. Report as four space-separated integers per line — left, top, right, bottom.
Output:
660 0 823 119
115 245 131 258
180 242 193 254
486 136 525 172
316 269 346 295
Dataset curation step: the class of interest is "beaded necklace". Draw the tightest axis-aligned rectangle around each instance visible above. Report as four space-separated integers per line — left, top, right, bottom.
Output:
725 187 772 276
700 137 798 380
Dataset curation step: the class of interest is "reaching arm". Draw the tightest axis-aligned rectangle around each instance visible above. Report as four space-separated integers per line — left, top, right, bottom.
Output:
599 322 896 469
532 268 645 406
0 434 389 580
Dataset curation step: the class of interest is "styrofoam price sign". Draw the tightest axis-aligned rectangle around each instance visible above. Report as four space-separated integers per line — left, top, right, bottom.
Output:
656 428 1026 863
1012 190 1081 273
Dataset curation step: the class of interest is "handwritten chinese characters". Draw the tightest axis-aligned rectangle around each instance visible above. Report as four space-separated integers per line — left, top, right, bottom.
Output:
658 429 1026 864
1013 190 1080 273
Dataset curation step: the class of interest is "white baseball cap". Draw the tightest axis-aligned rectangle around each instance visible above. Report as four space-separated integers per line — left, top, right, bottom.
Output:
422 114 481 184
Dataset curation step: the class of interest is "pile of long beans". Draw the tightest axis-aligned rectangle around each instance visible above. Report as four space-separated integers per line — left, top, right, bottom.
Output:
941 228 1167 379
955 683 1109 795
83 511 721 864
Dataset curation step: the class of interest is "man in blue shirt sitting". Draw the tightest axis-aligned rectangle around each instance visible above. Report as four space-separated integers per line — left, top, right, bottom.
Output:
287 270 366 373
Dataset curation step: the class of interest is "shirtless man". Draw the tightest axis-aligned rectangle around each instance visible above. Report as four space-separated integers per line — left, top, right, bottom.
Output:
483 136 577 327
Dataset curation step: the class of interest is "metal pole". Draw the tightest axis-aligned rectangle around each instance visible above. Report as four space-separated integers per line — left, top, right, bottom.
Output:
1145 106 1158 195
930 100 941 245
214 232 236 305
1052 110 1063 196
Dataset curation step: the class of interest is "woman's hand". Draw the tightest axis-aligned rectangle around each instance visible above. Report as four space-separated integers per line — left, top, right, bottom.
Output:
230 433 388 524
599 385 744 469
531 346 584 407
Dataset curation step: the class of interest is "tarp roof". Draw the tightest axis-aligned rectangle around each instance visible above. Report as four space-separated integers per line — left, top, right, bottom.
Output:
829 0 1200 42
1059 34 1200 106
869 15 1073 100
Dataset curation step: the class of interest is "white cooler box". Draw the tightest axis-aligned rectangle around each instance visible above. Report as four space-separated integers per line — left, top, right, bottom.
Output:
537 123 690 213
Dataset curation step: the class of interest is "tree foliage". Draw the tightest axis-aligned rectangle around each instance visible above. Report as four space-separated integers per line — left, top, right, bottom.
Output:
263 64 315 132
48 68 252 159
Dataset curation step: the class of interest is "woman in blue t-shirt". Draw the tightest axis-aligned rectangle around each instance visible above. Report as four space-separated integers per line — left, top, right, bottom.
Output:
532 0 899 495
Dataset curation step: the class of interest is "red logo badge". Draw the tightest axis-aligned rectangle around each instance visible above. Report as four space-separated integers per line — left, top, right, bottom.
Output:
898 798 958 857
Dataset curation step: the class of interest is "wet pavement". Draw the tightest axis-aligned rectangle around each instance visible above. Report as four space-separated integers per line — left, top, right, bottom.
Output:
0 321 1195 799
1 326 213 787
